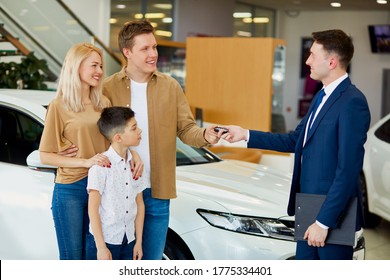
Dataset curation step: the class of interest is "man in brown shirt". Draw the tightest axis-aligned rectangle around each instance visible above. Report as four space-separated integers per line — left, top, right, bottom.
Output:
103 19 221 260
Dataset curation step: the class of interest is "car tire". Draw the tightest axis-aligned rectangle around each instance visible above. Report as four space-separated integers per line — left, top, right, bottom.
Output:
360 173 382 228
163 230 194 260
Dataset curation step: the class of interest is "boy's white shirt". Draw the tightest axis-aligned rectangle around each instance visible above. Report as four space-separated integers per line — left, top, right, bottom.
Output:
87 145 147 245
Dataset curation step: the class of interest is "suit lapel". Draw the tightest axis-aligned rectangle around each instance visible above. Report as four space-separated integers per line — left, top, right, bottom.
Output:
305 78 351 143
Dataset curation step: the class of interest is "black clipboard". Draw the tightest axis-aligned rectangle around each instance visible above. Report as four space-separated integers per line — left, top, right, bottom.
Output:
295 193 357 246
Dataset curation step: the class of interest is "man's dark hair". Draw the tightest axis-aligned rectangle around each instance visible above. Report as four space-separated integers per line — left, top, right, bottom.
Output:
118 19 155 58
312 29 354 69
98 106 135 141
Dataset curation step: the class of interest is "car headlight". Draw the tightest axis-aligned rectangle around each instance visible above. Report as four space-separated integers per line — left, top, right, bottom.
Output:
197 209 295 241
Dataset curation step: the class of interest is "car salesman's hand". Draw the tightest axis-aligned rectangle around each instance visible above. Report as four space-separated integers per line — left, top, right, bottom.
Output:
304 222 328 247
221 125 249 143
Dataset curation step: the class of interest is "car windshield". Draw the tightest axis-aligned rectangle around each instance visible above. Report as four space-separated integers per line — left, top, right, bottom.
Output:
176 138 221 166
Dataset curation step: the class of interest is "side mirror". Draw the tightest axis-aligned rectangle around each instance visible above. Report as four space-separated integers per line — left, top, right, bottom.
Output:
27 150 57 173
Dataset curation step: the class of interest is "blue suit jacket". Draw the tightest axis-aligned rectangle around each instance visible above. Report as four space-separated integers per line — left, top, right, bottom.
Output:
248 77 370 230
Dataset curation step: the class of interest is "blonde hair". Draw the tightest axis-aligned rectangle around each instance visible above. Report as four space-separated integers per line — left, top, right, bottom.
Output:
57 43 106 112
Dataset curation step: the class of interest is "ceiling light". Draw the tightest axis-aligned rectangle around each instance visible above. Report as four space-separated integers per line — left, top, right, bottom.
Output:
66 19 77 25
233 12 252 18
134 13 165 19
33 26 50 31
377 0 387 4
146 13 165 19
236 31 252 37
155 30 172 37
242 17 269 24
162 17 173 23
116 4 126 9
153 4 172 9
109 18 118 24
330 2 341 8
253 17 270 23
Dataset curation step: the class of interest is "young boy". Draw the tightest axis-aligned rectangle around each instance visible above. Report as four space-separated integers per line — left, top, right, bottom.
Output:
86 106 145 260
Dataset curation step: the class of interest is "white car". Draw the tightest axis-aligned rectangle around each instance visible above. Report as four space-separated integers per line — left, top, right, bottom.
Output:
361 113 390 228
0 89 365 260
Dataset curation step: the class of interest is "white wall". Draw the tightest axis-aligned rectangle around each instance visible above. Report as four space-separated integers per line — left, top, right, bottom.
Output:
174 0 234 41
62 0 111 45
278 11 390 131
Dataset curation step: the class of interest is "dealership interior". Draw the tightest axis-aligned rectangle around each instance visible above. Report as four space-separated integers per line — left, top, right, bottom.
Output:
1 0 390 260
365 221 390 259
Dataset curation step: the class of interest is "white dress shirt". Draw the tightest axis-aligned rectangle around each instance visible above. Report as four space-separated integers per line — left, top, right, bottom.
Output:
87 146 147 245
303 73 348 146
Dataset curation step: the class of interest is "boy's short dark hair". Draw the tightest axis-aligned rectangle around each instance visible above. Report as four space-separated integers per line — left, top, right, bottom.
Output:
98 107 135 141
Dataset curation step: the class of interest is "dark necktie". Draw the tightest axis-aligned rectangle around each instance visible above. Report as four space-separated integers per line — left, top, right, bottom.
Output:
308 89 326 132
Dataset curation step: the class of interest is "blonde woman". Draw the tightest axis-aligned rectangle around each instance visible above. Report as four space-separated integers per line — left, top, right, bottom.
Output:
39 43 112 260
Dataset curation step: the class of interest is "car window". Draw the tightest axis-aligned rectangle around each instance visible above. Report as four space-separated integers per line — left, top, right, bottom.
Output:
374 118 390 144
176 138 221 166
0 106 43 165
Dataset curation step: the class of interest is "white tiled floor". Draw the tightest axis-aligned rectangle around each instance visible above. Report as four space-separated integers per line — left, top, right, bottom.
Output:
364 219 390 260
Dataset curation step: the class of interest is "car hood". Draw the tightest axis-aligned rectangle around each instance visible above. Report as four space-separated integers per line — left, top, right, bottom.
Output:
176 159 293 219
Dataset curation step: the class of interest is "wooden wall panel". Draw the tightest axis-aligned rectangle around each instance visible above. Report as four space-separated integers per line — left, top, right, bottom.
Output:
185 37 285 132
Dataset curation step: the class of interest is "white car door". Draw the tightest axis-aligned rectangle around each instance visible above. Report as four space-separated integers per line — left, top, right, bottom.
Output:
366 116 390 221
0 104 58 259
0 162 58 259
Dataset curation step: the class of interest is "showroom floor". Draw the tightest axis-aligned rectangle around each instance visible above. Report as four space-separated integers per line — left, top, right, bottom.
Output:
364 219 390 260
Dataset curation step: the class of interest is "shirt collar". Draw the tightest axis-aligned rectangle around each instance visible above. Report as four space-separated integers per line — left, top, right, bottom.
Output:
106 145 132 164
119 66 161 81
323 73 348 96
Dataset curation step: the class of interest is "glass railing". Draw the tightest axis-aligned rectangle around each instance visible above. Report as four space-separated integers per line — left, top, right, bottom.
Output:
0 0 122 84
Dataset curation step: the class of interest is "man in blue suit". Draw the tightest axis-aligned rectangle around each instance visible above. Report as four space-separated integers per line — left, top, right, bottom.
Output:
222 29 371 260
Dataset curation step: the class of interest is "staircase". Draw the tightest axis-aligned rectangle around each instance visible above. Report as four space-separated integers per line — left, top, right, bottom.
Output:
0 0 122 89
0 24 26 61
0 23 57 82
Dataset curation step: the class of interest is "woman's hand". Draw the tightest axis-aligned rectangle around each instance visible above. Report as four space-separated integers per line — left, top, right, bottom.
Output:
130 150 144 180
57 144 78 157
85 153 111 168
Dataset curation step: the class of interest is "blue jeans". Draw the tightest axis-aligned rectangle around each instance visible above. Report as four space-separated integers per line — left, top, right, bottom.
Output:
86 233 135 260
51 177 89 260
142 188 170 260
